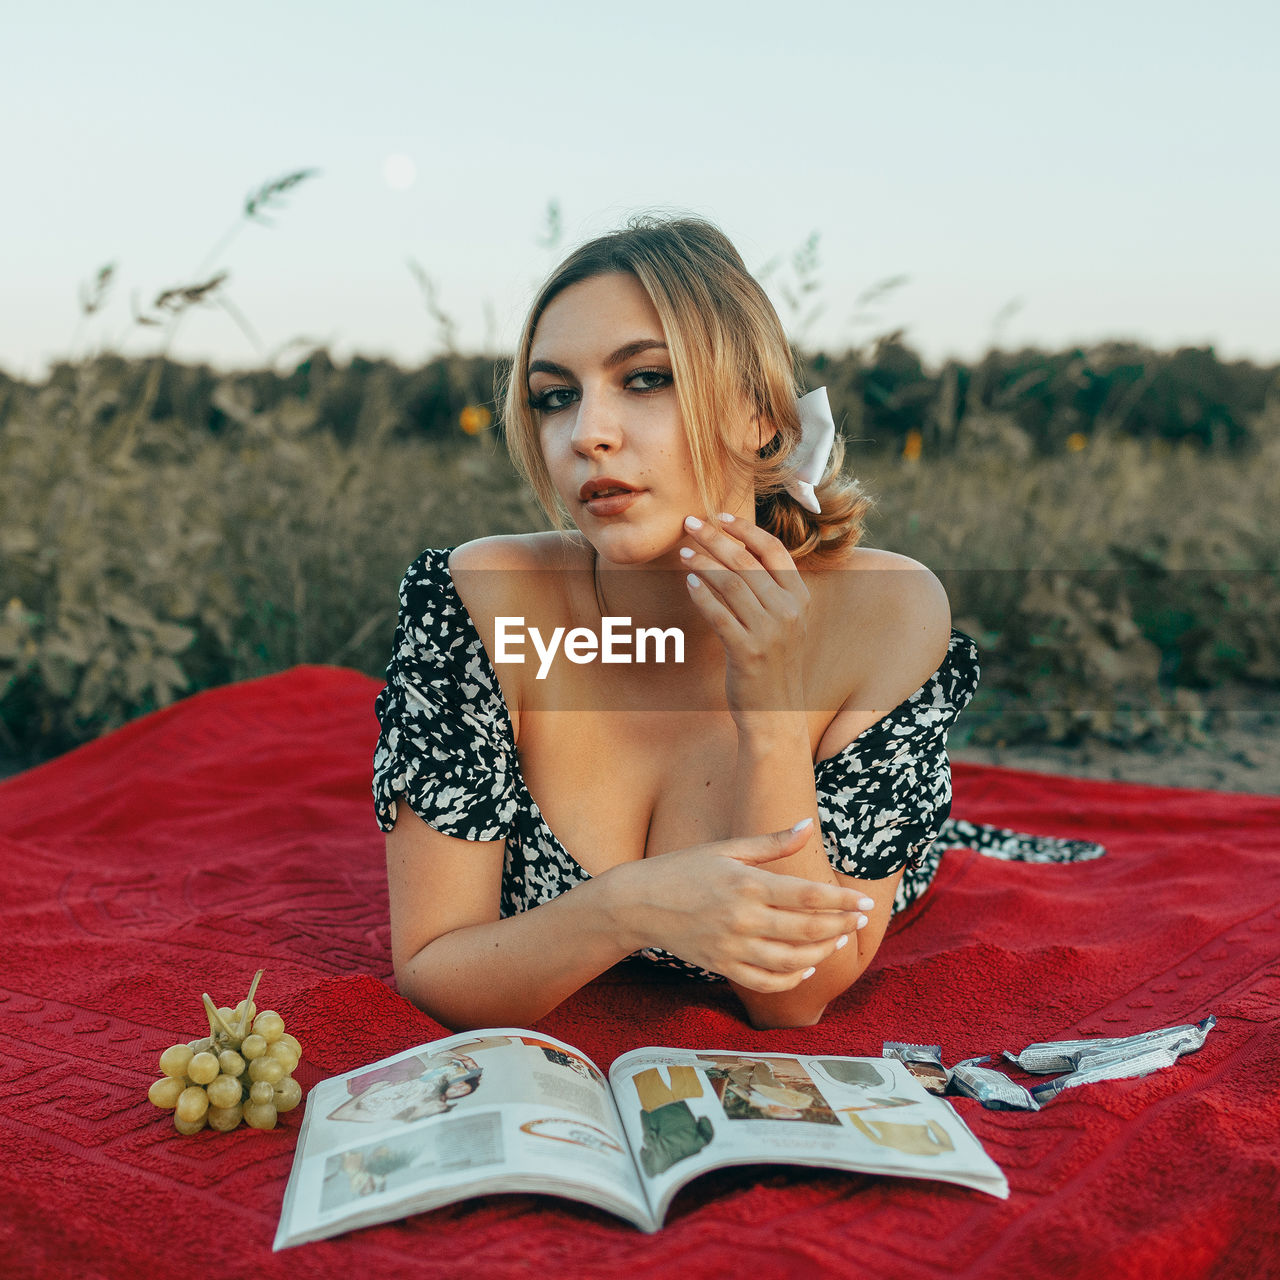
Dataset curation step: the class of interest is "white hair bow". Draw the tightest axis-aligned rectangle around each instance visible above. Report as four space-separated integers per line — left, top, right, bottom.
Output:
784 386 836 515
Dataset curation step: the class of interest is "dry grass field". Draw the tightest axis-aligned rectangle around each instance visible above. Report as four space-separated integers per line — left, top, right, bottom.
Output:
3 346 1278 796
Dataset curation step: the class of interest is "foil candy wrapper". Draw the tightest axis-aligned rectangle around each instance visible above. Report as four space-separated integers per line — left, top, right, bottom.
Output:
949 1057 1041 1111
1002 1015 1216 1074
882 1041 949 1094
1029 1046 1180 1104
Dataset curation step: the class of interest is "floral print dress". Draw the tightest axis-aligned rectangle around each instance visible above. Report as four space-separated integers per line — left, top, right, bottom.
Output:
373 548 1104 982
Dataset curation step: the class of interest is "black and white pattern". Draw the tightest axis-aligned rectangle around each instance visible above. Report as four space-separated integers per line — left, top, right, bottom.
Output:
374 547 1105 983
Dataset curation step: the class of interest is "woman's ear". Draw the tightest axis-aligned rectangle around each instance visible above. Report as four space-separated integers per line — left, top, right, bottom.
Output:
754 414 780 456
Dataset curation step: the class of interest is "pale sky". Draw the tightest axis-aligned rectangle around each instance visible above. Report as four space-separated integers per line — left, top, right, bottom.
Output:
5 0 1277 381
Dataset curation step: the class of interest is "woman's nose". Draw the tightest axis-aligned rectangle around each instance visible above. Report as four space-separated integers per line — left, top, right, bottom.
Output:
570 388 623 454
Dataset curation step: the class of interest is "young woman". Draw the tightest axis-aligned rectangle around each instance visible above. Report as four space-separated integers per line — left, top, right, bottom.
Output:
374 216 1100 1032
329 1053 484 1124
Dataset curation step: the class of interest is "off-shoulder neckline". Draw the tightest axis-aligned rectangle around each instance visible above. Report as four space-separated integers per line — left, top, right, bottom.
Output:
417 546 977 879
426 546 978 773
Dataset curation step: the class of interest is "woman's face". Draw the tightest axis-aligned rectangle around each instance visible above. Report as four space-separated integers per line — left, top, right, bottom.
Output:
356 1079 440 1116
528 271 754 565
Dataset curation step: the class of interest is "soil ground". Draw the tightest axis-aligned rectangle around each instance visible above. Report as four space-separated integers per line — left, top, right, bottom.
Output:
950 682 1280 795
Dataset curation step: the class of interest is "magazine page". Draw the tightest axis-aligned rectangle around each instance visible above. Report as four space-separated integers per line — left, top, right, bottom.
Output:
607 1047 1009 1226
275 1028 653 1248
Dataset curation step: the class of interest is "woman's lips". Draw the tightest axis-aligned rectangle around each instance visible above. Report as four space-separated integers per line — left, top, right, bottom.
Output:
583 489 644 517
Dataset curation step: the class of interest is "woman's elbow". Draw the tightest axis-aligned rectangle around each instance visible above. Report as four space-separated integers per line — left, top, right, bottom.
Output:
745 1000 830 1031
395 977 488 1034
394 965 443 1023
734 958 869 1030
392 954 474 1032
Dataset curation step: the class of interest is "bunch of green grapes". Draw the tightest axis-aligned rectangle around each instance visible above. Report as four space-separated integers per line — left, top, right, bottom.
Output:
147 970 304 1134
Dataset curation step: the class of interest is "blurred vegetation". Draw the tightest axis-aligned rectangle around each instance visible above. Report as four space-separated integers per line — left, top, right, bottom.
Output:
3 342 1277 763
6 329 1274 458
2 180 1278 765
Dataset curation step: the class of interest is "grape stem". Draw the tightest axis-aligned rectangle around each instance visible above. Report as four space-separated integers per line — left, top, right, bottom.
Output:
203 993 238 1041
235 969 265 1039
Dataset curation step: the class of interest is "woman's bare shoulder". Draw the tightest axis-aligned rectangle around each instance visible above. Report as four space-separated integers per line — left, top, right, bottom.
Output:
447 532 589 640
446 534 588 738
447 531 589 575
824 544 948 615
824 542 931 574
812 544 953 761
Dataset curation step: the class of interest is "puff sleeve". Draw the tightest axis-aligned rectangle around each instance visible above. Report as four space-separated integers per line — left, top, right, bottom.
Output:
372 548 518 840
814 630 980 881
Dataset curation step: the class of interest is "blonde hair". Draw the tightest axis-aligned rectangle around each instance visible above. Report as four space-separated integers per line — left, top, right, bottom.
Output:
498 214 873 560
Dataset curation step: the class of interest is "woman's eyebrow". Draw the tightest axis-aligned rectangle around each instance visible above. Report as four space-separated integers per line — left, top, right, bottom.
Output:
528 339 668 380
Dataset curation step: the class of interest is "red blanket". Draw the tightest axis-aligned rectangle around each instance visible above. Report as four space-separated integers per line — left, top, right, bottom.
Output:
1 666 1276 1280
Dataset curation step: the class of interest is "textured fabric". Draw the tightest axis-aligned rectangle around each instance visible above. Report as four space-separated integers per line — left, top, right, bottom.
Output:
373 548 1096 979
0 666 1277 1279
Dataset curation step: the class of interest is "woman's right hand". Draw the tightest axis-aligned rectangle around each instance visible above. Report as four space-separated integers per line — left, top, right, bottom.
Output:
606 820 874 991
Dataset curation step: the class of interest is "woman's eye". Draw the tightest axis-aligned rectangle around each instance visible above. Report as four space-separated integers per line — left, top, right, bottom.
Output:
528 387 576 412
627 368 672 392
528 370 670 413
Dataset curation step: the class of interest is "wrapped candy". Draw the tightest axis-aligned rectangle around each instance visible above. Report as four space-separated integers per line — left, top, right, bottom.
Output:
949 1057 1040 1111
1003 1016 1216 1075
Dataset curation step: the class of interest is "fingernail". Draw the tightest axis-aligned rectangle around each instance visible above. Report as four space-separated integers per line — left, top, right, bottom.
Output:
789 818 814 833
801 967 817 980
679 546 695 559
834 934 849 951
857 897 875 911
854 913 869 930
718 512 735 521
684 515 703 530
687 573 701 589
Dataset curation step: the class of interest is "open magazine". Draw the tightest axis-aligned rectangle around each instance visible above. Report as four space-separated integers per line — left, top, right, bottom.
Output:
274 1028 1009 1248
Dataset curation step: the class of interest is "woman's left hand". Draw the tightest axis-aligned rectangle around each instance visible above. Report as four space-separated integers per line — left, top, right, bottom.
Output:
681 514 811 731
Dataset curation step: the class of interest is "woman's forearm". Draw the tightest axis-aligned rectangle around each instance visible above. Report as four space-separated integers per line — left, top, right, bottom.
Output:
395 871 638 1030
730 714 829 875
729 714 870 1027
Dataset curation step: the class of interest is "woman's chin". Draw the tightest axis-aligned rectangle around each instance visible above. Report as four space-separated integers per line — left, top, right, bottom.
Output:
582 529 645 560
582 522 688 567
